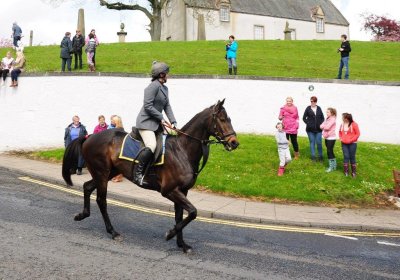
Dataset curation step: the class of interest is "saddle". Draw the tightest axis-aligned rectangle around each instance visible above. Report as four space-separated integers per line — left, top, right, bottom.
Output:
118 127 165 165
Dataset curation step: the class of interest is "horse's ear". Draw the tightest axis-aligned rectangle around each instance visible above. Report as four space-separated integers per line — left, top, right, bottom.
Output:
216 98 225 112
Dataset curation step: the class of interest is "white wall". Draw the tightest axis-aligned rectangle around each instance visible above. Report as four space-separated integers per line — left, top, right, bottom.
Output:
0 76 398 152
183 8 349 41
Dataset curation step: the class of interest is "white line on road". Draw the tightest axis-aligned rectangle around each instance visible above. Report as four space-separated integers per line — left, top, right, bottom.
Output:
324 233 358 240
377 241 400 247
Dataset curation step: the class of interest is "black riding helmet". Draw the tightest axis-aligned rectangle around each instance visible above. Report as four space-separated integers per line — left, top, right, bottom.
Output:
151 61 169 79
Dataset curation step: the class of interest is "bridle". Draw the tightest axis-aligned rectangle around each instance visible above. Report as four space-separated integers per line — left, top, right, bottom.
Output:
161 107 236 176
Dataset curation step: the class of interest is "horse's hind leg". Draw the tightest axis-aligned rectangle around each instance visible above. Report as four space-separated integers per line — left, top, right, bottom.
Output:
174 202 192 253
96 181 121 241
74 179 95 221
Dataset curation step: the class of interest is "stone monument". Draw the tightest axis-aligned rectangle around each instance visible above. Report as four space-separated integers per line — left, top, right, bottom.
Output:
284 21 292 40
117 23 128 43
77 8 85 38
197 14 206 40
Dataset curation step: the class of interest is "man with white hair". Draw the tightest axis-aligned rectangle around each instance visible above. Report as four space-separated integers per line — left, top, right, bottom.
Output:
11 22 23 49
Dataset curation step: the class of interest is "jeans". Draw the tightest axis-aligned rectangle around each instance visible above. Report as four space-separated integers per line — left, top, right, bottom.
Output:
341 142 357 164
337 56 349 79
11 69 21 82
325 139 336 159
13 36 21 48
307 132 323 158
227 57 237 68
74 51 83 69
61 58 72 72
286 133 299 152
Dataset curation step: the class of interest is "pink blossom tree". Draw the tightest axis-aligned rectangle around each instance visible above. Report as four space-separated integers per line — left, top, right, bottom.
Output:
361 13 400 42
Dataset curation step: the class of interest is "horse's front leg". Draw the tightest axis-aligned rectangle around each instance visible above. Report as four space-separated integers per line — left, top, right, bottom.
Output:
164 188 197 253
174 202 192 253
96 181 122 241
74 179 95 221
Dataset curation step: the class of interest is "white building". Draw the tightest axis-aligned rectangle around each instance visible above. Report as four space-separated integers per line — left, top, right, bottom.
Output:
161 0 350 41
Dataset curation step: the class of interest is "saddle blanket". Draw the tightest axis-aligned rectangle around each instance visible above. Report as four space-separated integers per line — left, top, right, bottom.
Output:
119 134 166 165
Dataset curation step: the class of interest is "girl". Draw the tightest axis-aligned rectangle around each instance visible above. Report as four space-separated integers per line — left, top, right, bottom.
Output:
320 108 337 172
275 122 292 176
278 96 300 159
339 113 360 177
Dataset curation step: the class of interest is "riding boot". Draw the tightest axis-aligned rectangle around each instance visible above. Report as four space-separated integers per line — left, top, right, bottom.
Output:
133 147 154 186
343 163 349 177
351 163 357 178
233 66 237 75
228 68 232 75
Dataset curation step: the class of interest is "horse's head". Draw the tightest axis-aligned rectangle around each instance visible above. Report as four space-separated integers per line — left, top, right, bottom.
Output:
209 99 239 151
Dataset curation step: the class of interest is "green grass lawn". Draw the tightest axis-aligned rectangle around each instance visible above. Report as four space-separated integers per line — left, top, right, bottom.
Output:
2 40 400 81
18 134 400 207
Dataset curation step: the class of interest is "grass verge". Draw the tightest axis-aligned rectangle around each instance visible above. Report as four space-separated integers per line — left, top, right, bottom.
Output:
9 134 400 208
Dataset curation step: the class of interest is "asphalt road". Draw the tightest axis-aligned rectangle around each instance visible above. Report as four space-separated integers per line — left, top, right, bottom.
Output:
1 167 399 280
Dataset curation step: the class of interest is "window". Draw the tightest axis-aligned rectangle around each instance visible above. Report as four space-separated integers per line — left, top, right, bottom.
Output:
220 6 230 22
254 25 264 40
316 18 324 33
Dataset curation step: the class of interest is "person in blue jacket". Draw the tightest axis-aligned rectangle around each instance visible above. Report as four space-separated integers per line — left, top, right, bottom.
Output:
225 35 238 75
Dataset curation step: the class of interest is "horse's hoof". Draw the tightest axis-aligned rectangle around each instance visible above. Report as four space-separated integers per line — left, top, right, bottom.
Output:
183 247 193 254
112 233 123 242
74 213 89 221
165 229 176 241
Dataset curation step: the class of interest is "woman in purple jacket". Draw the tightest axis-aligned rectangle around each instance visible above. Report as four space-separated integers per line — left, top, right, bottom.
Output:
278 97 300 159
320 108 337 172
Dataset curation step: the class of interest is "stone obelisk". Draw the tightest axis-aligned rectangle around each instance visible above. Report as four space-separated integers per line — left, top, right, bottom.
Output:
77 8 85 38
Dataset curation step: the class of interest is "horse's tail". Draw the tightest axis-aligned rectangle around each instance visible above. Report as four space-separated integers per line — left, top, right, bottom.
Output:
62 135 88 186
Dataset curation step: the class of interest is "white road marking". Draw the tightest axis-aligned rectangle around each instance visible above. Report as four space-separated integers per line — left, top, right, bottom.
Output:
377 241 400 247
324 233 358 240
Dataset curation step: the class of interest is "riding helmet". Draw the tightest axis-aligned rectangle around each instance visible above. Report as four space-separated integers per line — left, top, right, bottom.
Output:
151 61 169 78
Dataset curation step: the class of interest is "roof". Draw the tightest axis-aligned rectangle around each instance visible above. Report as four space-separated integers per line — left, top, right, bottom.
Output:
183 0 349 26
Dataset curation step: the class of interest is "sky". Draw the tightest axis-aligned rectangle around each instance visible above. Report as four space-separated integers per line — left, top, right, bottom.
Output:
0 0 400 46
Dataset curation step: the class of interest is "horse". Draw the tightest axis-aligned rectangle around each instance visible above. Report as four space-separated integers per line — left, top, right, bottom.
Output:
62 99 239 253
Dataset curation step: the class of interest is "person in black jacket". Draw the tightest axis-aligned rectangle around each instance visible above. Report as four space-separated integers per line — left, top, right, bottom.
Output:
60 32 73 72
72 30 85 70
337 34 351 80
303 96 325 161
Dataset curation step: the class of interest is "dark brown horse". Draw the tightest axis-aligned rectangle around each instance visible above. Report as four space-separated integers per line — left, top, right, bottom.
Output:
62 99 239 253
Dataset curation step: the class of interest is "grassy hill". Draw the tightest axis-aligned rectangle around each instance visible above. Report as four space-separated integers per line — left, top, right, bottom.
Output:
3 40 400 81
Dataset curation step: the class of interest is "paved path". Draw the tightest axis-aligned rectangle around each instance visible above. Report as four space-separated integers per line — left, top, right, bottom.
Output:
0 154 399 231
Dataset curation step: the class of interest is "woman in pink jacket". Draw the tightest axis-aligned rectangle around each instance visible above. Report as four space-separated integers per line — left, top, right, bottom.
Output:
279 97 300 159
320 108 337 172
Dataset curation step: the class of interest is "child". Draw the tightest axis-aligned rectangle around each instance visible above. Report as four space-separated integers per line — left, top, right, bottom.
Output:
275 122 292 176
320 107 337 172
85 33 96 72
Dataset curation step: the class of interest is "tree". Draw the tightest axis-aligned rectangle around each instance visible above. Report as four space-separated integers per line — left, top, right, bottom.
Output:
99 0 166 41
361 13 400 42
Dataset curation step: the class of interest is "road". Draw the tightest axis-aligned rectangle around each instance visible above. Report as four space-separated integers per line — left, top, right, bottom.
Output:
1 167 399 280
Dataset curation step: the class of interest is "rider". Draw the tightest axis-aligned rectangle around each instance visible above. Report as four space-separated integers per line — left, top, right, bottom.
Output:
133 61 177 186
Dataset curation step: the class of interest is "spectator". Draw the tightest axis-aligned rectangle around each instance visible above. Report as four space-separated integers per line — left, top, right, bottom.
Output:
9 51 25 87
0 51 15 86
93 115 108 134
109 115 124 183
11 22 22 49
275 122 292 176
225 35 238 75
339 113 360 177
133 61 177 187
85 33 97 72
60 32 73 72
72 30 85 70
85 29 99 67
64 115 88 175
320 107 337 172
107 114 117 129
278 96 300 159
337 34 351 80
303 96 325 162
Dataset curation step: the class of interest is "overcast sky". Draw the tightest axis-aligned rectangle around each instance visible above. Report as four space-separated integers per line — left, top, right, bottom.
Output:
0 0 399 46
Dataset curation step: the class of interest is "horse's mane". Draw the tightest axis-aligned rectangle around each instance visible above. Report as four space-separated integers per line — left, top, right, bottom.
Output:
180 105 214 132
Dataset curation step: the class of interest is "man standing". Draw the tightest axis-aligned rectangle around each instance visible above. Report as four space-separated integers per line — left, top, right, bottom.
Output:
60 32 73 72
72 30 85 70
337 34 351 80
11 22 22 49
